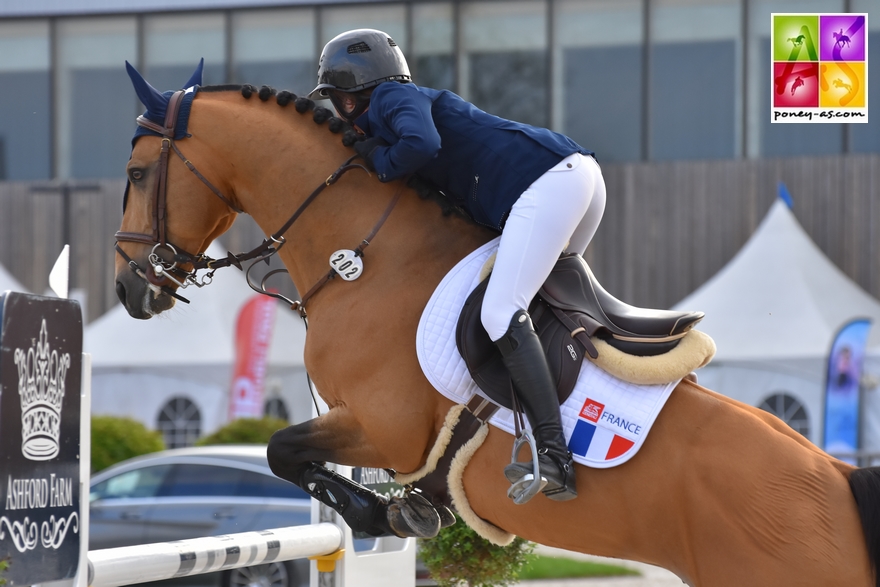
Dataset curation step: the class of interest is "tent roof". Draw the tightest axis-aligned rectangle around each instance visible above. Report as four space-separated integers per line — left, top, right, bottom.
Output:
0 263 28 294
84 243 305 367
673 197 880 361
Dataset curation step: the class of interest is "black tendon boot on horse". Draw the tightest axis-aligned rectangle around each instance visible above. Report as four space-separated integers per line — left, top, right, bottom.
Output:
298 463 442 538
496 310 577 503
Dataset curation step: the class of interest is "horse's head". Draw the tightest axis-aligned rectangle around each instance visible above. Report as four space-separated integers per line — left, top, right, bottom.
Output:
115 60 239 319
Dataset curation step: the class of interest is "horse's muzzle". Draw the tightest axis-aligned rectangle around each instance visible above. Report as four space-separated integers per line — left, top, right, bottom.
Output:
115 269 175 319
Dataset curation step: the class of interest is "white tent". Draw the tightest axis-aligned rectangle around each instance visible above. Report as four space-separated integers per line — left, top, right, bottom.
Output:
84 243 311 442
673 197 880 449
0 263 28 294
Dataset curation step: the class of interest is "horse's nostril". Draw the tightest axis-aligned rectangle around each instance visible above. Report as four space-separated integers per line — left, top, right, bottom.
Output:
115 281 127 305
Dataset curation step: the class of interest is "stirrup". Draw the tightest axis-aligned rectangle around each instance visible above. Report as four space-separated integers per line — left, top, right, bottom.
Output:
505 430 547 504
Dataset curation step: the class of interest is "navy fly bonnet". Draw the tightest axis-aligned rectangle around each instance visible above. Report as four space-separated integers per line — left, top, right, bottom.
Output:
126 59 203 144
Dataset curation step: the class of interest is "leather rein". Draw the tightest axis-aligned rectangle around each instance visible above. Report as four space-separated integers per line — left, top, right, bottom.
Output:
115 88 396 314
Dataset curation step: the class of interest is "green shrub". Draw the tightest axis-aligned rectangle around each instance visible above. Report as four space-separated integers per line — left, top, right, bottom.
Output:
419 515 534 587
0 558 8 586
196 417 289 446
90 415 165 473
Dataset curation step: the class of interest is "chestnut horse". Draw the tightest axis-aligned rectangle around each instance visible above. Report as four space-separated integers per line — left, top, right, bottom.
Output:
114 68 880 586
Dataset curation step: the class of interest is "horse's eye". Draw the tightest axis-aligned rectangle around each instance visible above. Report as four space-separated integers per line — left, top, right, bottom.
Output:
129 169 145 182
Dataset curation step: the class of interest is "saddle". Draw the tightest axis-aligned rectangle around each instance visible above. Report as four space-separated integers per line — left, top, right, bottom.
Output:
455 253 704 410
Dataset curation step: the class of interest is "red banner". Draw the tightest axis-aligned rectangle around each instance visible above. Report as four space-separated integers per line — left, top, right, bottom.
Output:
229 294 277 420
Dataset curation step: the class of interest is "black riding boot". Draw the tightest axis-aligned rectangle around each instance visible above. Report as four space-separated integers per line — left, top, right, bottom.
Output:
495 309 577 502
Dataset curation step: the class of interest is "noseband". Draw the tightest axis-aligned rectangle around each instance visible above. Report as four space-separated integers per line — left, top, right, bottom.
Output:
115 88 372 309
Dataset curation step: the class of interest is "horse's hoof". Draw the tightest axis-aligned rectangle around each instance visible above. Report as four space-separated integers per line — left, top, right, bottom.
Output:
436 504 456 528
387 493 441 538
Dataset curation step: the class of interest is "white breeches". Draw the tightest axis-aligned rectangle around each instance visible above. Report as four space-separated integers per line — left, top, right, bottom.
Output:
481 153 606 342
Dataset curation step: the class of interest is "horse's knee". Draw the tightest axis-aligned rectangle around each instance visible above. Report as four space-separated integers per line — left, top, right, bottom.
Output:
267 427 302 481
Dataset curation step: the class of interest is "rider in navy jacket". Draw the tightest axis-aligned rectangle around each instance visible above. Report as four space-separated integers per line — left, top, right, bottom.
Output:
353 81 592 230
310 29 607 508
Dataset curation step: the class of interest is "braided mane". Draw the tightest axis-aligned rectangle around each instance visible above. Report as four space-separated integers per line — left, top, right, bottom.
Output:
198 83 474 222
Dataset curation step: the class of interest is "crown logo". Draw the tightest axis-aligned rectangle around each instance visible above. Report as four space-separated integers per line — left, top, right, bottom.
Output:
14 320 70 461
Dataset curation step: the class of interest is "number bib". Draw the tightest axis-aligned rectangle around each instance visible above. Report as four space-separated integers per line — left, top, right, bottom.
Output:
329 249 364 281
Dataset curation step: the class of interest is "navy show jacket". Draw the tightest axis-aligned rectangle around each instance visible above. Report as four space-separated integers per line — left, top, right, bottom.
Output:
354 82 593 231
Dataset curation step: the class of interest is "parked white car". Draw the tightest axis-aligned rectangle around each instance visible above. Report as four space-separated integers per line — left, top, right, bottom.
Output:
89 445 311 587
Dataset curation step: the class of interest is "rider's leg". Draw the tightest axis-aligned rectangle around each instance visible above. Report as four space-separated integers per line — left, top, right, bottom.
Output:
481 153 605 503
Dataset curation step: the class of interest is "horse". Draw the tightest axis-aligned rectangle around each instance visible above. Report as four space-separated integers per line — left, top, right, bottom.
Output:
114 63 880 587
833 78 853 93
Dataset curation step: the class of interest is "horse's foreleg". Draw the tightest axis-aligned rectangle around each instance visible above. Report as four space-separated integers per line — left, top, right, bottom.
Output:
267 411 444 538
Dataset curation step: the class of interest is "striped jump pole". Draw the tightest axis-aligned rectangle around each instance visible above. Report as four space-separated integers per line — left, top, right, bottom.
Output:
87 524 344 587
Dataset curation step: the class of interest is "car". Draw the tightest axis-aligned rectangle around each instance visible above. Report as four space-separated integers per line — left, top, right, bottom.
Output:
89 445 311 587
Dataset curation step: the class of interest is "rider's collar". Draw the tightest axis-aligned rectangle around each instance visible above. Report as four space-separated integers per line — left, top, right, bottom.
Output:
353 110 372 135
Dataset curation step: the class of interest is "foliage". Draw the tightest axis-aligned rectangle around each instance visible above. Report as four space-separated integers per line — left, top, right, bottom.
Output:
91 415 166 473
195 417 289 446
0 558 8 586
518 554 639 580
418 515 534 587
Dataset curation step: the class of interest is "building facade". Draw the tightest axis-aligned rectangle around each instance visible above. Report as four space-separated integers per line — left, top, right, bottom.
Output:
1 0 878 182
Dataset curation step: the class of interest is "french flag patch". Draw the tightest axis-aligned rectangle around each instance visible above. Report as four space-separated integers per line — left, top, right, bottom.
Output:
568 398 636 462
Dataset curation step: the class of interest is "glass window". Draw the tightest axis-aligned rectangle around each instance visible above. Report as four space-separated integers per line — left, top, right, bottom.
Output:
850 0 879 153
237 470 309 500
649 0 740 161
759 393 809 437
144 13 226 93
460 1 548 127
156 396 201 449
554 0 642 162
747 0 845 158
412 3 455 91
320 6 407 50
158 464 244 497
0 20 50 180
56 17 137 179
232 9 316 97
90 465 172 501
263 397 289 422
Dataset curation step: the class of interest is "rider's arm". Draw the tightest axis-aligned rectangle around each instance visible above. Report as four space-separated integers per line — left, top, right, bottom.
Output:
367 83 441 182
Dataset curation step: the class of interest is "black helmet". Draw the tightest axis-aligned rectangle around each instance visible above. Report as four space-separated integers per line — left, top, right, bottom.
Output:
308 29 411 101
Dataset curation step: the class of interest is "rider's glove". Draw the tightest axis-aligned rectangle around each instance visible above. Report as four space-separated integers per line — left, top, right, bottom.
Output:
354 137 389 172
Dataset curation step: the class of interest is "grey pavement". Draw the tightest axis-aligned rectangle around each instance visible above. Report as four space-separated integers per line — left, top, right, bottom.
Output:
517 545 686 587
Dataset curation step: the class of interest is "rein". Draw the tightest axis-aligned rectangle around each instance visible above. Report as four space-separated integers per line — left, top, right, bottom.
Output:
115 88 386 313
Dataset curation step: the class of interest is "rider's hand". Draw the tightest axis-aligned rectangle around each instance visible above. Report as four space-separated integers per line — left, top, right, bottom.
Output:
354 137 389 172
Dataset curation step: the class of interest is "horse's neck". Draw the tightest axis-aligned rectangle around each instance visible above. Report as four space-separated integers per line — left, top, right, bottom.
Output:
196 95 488 300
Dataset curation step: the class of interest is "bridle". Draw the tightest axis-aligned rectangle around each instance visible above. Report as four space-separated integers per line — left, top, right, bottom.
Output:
115 88 400 312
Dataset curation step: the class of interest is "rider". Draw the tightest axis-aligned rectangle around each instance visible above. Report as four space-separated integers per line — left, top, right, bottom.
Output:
309 28 606 503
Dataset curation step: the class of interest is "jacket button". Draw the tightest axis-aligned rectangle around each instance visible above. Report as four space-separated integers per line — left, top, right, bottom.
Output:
567 163 572 168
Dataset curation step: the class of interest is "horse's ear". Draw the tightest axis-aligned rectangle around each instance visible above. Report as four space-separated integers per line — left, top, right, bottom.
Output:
182 58 204 90
125 60 167 114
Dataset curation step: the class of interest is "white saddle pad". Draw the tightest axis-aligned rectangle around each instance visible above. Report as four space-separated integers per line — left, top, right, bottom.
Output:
416 238 680 469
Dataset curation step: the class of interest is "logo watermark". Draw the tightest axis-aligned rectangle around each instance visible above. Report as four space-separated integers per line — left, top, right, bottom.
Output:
771 13 868 123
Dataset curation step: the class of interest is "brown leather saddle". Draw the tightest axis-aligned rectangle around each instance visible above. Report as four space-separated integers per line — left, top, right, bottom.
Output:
455 253 704 410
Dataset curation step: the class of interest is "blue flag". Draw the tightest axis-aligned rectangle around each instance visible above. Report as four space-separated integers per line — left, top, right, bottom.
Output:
823 318 872 462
